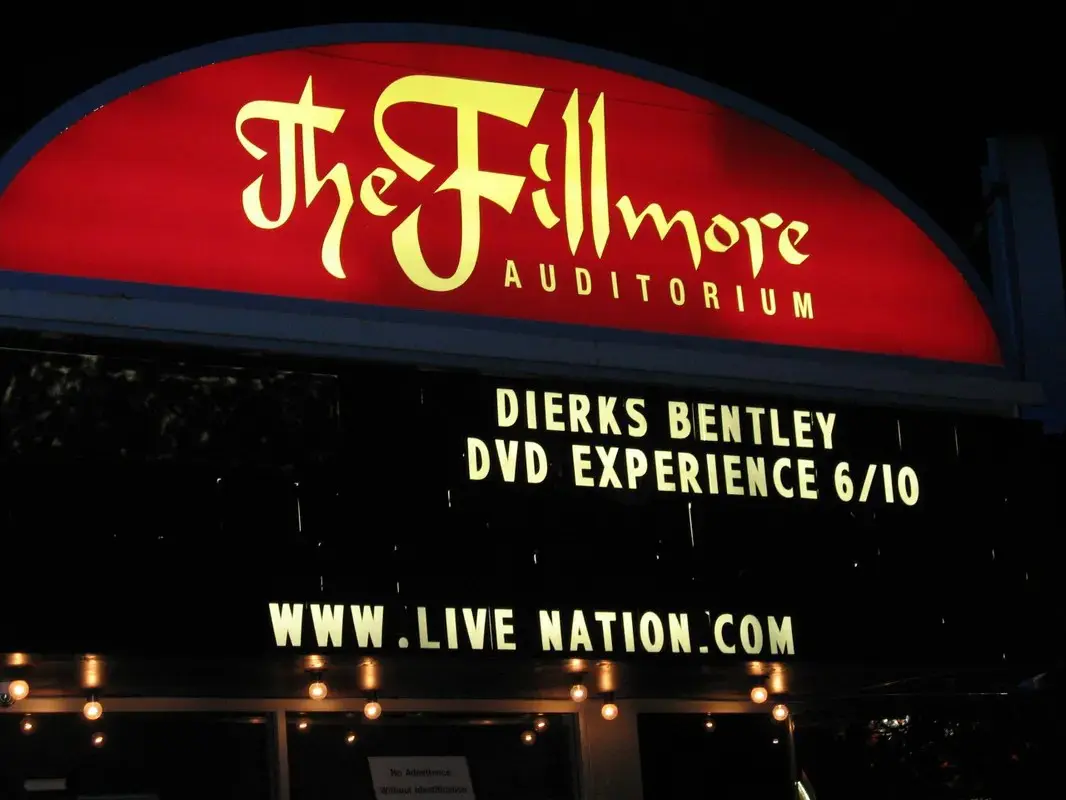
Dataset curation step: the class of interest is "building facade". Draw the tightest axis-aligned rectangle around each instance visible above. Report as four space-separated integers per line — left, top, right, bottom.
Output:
0 25 1061 800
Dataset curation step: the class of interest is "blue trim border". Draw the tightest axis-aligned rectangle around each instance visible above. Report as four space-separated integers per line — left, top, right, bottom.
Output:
0 274 1042 413
0 269 1009 380
0 23 1016 375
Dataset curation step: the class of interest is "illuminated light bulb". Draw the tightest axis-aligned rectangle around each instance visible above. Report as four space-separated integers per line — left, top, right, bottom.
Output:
772 703 789 722
601 702 619 721
750 686 768 704
703 716 716 732
520 729 536 746
91 732 106 747
569 683 588 703
81 656 103 691
20 716 35 734
364 700 382 720
308 680 328 701
768 667 787 695
533 715 549 733
8 679 29 701
296 718 310 731
345 731 357 745
83 700 103 721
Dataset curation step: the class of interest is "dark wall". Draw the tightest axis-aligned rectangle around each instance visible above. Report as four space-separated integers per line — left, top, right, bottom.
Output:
0 712 273 800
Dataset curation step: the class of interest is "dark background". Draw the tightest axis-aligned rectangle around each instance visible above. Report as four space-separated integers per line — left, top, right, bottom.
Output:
640 713 791 800
0 712 274 799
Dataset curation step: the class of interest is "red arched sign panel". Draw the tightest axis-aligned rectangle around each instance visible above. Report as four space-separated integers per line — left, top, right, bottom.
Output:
0 35 1002 366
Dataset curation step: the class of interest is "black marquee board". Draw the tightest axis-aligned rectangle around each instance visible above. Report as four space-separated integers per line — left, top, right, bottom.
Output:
0 344 1047 667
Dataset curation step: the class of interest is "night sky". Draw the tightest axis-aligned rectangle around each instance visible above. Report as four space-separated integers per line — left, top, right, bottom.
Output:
0 5 1059 286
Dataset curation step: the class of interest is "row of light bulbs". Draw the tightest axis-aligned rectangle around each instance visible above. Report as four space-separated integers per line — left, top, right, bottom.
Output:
19 715 107 747
302 674 789 724
750 684 791 722
290 711 555 747
304 671 624 721
571 678 789 722
9 679 106 748
3 678 105 721
6 671 787 735
307 674 382 720
21 712 772 751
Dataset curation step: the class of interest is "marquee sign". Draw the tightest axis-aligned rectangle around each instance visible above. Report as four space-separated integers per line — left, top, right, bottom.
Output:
266 602 795 660
0 352 1037 666
0 29 1001 365
433 375 969 511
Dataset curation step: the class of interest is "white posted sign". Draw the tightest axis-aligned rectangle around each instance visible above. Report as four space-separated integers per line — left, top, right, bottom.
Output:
368 757 475 800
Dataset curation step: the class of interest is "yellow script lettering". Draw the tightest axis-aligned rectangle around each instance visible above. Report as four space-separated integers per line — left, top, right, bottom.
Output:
616 198 702 268
236 76 813 289
235 76 354 279
373 76 544 292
